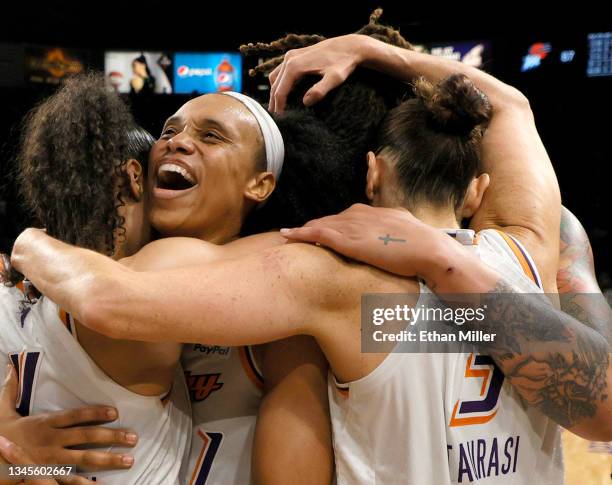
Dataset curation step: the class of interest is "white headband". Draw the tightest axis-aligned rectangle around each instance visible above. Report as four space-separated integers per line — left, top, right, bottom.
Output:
220 91 284 179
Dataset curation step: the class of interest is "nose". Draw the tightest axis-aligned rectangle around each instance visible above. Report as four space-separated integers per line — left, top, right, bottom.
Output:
167 131 195 155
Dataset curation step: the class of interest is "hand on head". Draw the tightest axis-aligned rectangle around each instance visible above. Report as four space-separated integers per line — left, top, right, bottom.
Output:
267 35 365 113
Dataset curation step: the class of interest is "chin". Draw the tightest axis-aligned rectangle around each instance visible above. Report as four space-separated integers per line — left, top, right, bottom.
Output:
149 209 189 238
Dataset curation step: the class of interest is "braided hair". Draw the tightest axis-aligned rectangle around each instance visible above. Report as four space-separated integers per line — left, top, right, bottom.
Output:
240 9 414 233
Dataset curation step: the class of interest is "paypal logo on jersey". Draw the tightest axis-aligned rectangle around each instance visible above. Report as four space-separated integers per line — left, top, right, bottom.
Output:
193 344 231 357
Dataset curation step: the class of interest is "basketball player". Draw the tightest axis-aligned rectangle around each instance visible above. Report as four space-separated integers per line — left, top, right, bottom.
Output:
0 74 193 485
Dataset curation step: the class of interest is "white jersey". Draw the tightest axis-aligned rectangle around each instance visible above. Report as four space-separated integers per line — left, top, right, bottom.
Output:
181 344 263 485
0 286 192 485
329 229 563 484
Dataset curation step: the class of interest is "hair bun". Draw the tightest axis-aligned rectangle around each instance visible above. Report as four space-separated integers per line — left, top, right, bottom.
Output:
414 74 491 136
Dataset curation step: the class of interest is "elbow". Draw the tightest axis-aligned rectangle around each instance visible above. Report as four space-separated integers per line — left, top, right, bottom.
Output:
571 419 612 442
498 86 533 115
507 87 530 109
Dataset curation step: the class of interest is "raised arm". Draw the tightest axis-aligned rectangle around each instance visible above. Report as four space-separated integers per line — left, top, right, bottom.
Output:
270 34 561 290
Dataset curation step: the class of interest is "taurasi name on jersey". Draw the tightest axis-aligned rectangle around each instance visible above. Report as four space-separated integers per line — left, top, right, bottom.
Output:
448 435 520 483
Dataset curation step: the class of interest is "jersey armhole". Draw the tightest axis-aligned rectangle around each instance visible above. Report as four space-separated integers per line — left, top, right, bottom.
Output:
490 229 544 290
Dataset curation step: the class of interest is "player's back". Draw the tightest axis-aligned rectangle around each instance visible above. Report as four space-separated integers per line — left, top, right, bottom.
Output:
443 229 562 484
0 286 192 485
328 229 562 484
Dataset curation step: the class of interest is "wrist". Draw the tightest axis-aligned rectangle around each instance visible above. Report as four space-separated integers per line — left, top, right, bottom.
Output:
413 231 462 282
357 34 414 81
353 34 384 68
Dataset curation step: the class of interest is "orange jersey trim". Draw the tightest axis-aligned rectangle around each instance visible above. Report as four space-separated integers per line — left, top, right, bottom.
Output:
464 353 489 397
57 308 72 333
160 385 173 407
493 230 539 286
335 386 349 398
239 346 264 391
449 400 498 427
189 429 210 485
449 353 498 428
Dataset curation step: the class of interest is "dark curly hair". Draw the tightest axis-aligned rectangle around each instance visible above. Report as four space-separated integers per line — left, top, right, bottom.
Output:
17 72 154 256
240 8 414 233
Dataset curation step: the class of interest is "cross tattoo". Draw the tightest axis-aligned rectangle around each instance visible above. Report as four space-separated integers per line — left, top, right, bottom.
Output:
378 234 407 245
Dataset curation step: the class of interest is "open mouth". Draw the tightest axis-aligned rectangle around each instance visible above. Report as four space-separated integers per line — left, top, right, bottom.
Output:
156 163 197 192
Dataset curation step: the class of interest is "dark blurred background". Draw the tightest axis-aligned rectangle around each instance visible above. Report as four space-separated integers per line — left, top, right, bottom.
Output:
0 3 610 289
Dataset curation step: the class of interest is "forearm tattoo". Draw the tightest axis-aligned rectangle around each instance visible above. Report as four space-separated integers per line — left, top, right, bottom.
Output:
557 207 597 295
457 281 611 428
556 207 612 342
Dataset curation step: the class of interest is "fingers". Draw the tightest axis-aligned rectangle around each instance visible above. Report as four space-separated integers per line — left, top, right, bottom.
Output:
303 70 344 107
59 449 134 472
0 438 98 485
270 61 296 113
268 63 283 88
0 436 58 484
0 435 33 464
268 59 289 113
59 427 137 448
44 407 118 429
0 364 18 417
280 227 344 250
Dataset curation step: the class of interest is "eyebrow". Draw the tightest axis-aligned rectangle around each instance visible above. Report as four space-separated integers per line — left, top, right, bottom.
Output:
195 117 231 134
162 115 183 128
162 114 236 140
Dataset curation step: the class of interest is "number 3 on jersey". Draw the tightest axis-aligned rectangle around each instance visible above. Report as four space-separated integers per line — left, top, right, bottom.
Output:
450 353 504 427
189 430 224 485
9 351 42 417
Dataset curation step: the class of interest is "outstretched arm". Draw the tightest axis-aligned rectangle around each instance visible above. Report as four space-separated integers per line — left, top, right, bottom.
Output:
270 34 561 291
10 229 344 346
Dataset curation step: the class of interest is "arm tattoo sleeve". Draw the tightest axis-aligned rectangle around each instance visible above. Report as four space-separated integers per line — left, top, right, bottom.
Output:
457 281 611 429
557 206 611 342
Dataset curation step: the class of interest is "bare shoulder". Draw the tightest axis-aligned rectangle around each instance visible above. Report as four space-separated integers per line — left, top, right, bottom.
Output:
121 237 223 271
268 242 418 309
123 232 286 272
224 231 286 258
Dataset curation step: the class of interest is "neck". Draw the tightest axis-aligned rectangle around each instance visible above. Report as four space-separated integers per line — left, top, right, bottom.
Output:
115 202 152 259
409 204 460 230
377 195 460 230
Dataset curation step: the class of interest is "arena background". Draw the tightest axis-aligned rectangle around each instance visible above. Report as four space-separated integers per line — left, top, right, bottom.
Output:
0 3 610 294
